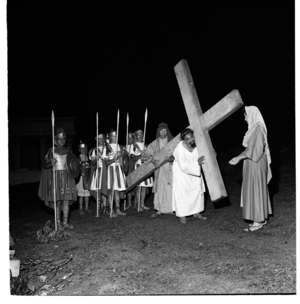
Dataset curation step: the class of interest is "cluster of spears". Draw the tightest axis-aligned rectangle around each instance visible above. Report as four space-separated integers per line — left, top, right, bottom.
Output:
51 108 150 231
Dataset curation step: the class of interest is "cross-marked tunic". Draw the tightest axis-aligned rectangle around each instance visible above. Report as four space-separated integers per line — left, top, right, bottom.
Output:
103 143 127 191
89 146 105 192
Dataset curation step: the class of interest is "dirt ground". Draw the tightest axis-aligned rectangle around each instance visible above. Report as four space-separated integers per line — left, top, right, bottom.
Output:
9 147 296 295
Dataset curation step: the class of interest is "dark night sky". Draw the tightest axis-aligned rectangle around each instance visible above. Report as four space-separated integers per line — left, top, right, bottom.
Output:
7 2 295 151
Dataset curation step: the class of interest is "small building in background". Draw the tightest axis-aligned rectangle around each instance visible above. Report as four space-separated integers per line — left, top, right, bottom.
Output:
8 117 76 186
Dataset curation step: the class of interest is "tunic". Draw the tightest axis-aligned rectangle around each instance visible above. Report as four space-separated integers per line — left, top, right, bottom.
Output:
241 125 272 222
172 141 205 217
103 143 126 191
89 146 108 198
38 146 77 208
129 142 153 187
145 137 173 213
125 144 136 177
76 154 91 197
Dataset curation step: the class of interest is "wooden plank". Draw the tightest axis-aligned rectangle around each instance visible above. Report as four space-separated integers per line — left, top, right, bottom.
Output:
125 89 243 193
175 59 225 201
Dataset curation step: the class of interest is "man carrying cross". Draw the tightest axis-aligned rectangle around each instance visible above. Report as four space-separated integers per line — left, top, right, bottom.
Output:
125 59 244 210
172 128 207 224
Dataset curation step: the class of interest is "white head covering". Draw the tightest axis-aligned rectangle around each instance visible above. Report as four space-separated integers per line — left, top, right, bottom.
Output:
243 106 272 183
242 106 267 147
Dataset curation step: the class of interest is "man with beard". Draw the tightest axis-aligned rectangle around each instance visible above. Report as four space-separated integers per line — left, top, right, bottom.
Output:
144 123 174 217
172 128 207 224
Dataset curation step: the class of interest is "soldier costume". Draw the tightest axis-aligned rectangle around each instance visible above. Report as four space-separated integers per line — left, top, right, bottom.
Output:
76 141 91 215
125 132 136 208
38 128 78 229
129 129 153 211
89 134 108 214
103 130 127 217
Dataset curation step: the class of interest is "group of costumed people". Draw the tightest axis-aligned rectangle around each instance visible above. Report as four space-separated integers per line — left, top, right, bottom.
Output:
38 106 272 232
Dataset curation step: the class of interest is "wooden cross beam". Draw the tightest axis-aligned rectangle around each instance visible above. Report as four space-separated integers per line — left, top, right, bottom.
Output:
126 60 243 200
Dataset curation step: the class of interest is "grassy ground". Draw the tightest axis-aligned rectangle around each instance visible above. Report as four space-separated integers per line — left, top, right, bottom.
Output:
9 148 296 295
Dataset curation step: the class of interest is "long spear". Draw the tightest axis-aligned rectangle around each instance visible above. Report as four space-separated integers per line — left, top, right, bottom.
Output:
124 113 129 211
143 108 148 145
51 110 58 231
96 112 99 218
126 112 129 151
138 108 148 212
110 109 119 218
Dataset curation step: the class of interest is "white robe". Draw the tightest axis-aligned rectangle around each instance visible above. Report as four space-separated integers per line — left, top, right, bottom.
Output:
172 141 205 217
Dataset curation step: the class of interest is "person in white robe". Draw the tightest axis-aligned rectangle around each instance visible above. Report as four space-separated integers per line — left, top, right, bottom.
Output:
172 128 206 224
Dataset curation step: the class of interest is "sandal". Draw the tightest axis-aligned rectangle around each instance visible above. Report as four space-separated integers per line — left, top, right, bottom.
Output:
249 220 267 227
151 212 161 218
79 210 85 215
244 224 263 232
63 221 74 229
116 210 126 216
180 217 186 224
85 209 92 213
57 221 63 230
193 213 207 220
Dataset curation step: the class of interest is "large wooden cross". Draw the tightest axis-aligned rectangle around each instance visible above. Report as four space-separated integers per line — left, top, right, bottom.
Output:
126 59 243 202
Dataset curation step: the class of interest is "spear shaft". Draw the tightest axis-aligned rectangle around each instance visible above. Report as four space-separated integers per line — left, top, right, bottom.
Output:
143 108 148 145
125 112 129 211
51 110 58 231
110 109 119 218
138 108 148 212
96 112 99 218
126 113 129 151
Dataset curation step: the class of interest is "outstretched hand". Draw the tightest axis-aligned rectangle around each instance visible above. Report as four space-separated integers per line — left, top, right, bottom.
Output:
229 157 240 165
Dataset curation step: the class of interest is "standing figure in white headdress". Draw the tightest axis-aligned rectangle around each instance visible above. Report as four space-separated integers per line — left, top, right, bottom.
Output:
229 106 272 232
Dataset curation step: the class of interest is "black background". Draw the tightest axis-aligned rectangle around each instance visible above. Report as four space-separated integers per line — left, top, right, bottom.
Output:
7 2 295 151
